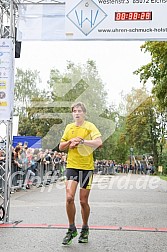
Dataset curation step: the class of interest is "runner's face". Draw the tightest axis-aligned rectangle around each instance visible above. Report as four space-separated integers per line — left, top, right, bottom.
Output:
72 106 85 123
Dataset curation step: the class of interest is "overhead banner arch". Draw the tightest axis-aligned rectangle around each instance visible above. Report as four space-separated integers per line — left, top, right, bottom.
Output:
17 0 167 41
65 0 167 40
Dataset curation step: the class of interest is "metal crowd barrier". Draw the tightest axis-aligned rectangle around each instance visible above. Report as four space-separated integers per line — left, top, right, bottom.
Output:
10 161 65 191
94 165 115 175
3 161 119 194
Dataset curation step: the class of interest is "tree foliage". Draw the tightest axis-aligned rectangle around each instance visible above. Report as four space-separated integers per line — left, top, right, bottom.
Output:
125 88 160 165
134 41 167 109
134 42 167 169
14 68 42 115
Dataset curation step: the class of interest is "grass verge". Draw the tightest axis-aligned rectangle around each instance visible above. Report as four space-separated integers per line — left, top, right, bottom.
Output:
160 175 167 181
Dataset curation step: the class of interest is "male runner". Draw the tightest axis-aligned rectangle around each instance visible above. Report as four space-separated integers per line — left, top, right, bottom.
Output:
59 102 102 245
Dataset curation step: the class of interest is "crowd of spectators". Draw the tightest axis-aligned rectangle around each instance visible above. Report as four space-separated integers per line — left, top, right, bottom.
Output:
94 159 155 175
0 144 155 194
12 143 67 190
0 142 67 192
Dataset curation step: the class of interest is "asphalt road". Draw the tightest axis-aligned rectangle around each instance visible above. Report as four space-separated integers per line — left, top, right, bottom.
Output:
1 174 167 252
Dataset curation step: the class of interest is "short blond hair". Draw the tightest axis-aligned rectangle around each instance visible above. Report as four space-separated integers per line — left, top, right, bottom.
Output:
71 102 86 113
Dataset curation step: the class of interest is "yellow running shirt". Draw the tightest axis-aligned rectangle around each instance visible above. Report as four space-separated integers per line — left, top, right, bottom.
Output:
60 121 101 170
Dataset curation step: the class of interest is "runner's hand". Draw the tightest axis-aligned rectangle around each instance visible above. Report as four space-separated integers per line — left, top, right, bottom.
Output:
69 137 83 149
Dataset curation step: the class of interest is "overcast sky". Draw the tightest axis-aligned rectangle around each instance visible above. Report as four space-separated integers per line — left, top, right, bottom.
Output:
15 40 152 106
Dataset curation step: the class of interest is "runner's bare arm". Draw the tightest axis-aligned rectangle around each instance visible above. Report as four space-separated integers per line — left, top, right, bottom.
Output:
80 137 102 148
59 137 82 151
59 141 71 151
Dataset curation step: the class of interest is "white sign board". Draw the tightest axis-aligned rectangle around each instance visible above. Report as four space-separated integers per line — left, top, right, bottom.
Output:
0 39 14 120
17 4 65 41
65 0 167 40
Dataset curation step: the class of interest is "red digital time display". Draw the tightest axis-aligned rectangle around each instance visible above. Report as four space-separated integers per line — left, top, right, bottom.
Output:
115 12 152 21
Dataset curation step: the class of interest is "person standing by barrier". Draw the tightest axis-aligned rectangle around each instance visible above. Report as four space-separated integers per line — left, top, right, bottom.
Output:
59 102 102 245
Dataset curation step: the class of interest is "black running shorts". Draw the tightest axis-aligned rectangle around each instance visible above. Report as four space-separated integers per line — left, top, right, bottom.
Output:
65 168 93 189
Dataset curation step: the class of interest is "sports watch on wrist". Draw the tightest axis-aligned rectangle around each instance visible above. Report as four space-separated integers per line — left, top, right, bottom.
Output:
80 139 84 144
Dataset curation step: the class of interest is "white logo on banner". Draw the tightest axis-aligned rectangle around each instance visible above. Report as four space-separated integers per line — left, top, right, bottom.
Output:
66 0 107 36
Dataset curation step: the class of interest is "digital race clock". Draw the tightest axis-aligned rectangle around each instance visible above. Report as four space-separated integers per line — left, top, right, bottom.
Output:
115 12 152 21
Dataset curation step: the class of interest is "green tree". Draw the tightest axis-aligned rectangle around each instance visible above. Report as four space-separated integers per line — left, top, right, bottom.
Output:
134 42 167 167
134 41 167 109
125 88 160 167
14 68 42 115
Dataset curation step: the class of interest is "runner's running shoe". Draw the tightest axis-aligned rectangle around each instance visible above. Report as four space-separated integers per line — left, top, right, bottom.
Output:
62 229 78 245
78 228 89 243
